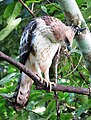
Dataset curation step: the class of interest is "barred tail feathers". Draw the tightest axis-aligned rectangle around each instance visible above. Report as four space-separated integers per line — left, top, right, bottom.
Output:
13 72 33 110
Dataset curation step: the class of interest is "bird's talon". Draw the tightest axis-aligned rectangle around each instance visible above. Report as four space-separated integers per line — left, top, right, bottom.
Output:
46 81 49 88
42 79 54 91
41 78 43 83
49 82 55 92
36 74 44 83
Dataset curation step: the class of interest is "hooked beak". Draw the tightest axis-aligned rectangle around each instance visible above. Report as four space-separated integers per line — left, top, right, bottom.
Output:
64 43 71 57
65 37 71 52
67 43 71 52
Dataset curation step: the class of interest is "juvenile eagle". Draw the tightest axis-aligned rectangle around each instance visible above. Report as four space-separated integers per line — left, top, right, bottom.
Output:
13 16 76 110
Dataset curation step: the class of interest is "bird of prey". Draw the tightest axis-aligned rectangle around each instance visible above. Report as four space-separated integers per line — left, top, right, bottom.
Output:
13 16 77 110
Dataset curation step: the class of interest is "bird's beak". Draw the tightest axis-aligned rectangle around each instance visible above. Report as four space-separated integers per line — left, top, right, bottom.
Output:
65 43 71 57
67 44 71 52
64 37 71 52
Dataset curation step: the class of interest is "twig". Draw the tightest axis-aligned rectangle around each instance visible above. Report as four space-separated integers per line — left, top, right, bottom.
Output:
53 48 61 120
18 0 36 18
64 54 82 78
31 2 34 11
0 51 90 95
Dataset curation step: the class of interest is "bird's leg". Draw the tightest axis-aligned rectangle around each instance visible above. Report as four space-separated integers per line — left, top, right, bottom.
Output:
44 68 50 82
35 62 42 78
34 62 54 91
44 68 50 88
44 67 55 91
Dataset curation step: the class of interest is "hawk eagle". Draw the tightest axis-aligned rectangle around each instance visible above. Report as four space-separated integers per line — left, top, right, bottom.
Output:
13 16 76 110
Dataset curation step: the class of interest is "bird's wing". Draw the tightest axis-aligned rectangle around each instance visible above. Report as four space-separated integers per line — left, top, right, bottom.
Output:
12 19 37 110
19 19 37 65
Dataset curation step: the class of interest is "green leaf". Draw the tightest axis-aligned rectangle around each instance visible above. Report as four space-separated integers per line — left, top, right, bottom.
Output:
26 0 42 4
0 1 22 41
3 2 22 19
3 2 15 19
60 113 72 120
0 93 12 98
46 111 56 120
30 91 43 101
87 0 91 8
0 73 16 85
0 16 3 24
46 99 56 113
71 49 82 55
36 95 53 106
76 0 85 6
12 2 22 18
46 3 60 14
76 105 88 117
0 17 21 41
41 6 48 14
10 110 29 120
79 95 88 105
87 116 91 120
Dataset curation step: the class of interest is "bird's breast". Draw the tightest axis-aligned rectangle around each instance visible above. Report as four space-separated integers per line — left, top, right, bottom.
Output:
30 32 60 72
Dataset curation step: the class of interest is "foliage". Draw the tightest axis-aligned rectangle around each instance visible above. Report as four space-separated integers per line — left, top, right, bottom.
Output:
0 0 91 120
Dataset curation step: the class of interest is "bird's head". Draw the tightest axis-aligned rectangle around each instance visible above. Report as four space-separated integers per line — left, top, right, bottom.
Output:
65 27 75 52
65 25 86 52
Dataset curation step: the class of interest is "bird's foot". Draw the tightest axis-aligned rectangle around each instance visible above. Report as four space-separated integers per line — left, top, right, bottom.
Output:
36 74 55 91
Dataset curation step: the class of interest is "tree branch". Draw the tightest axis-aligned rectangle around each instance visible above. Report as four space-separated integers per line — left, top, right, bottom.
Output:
18 0 36 18
0 51 90 96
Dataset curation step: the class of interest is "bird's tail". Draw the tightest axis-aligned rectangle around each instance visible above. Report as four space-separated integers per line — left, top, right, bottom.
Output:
12 74 32 110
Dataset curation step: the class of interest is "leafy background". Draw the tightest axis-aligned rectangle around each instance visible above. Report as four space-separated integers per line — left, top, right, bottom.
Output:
0 0 91 119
